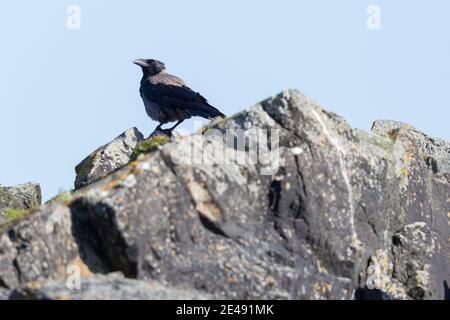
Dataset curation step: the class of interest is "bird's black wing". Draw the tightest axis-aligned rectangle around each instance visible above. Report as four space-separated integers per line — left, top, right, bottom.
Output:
141 80 225 120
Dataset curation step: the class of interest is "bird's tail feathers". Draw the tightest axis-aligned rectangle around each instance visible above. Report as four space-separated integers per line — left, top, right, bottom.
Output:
186 102 226 119
205 103 226 119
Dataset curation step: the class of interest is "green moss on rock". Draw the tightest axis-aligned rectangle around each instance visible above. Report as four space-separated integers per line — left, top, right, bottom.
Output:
130 135 170 161
46 191 73 206
3 207 28 222
75 153 98 178
0 190 20 209
356 130 395 154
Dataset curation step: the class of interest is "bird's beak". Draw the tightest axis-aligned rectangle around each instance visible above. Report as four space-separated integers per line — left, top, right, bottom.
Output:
133 59 148 67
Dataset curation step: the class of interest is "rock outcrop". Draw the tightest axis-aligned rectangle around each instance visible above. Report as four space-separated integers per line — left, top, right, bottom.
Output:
75 128 144 189
0 183 41 225
0 90 448 300
11 273 213 300
0 204 80 295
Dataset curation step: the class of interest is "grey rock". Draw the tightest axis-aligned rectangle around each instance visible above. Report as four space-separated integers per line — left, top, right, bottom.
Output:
12 273 214 300
70 91 361 299
364 250 408 299
370 119 450 299
0 203 82 291
68 90 448 299
1 90 449 300
74 128 144 189
392 223 436 299
372 119 450 173
0 287 11 300
0 182 41 225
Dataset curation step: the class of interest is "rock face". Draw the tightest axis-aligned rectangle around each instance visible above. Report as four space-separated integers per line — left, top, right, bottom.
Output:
0 204 81 291
74 128 144 189
0 90 448 300
11 273 213 300
0 183 41 225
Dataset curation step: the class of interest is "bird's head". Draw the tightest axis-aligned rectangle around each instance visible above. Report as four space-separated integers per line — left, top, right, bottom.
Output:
133 58 166 75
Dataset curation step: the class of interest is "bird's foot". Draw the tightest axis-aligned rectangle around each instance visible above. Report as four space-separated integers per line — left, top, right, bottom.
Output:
148 127 173 139
161 129 173 137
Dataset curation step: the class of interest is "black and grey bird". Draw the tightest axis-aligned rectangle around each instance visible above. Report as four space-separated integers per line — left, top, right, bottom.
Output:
133 58 225 134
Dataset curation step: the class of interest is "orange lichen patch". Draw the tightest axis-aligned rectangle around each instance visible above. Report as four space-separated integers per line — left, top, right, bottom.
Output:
185 171 223 224
215 243 226 252
375 250 390 271
129 157 162 176
265 275 276 286
404 151 414 164
313 282 332 297
227 276 238 284
151 166 161 175
101 179 121 192
196 202 223 224
128 160 143 175
54 295 74 300
28 281 43 290
101 171 129 192
115 196 125 205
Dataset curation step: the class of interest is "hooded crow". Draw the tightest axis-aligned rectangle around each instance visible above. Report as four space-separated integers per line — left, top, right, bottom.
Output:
133 58 225 133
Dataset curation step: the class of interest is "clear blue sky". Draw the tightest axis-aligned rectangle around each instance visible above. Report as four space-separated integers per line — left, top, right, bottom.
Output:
1 1 449 201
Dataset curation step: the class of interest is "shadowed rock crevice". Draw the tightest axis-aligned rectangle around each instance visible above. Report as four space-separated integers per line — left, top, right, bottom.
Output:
8 230 26 289
444 281 450 300
160 150 231 239
70 199 137 278
354 288 393 300
197 215 229 239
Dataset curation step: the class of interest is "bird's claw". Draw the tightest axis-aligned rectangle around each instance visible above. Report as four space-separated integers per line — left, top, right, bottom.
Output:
161 129 173 137
152 128 173 137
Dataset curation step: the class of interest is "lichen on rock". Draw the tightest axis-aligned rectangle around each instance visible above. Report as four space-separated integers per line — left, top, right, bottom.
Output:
0 183 41 226
74 128 144 189
0 89 449 300
130 134 170 161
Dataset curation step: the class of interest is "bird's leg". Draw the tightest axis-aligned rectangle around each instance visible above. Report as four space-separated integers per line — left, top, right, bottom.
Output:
153 121 183 138
151 123 173 138
167 120 184 132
